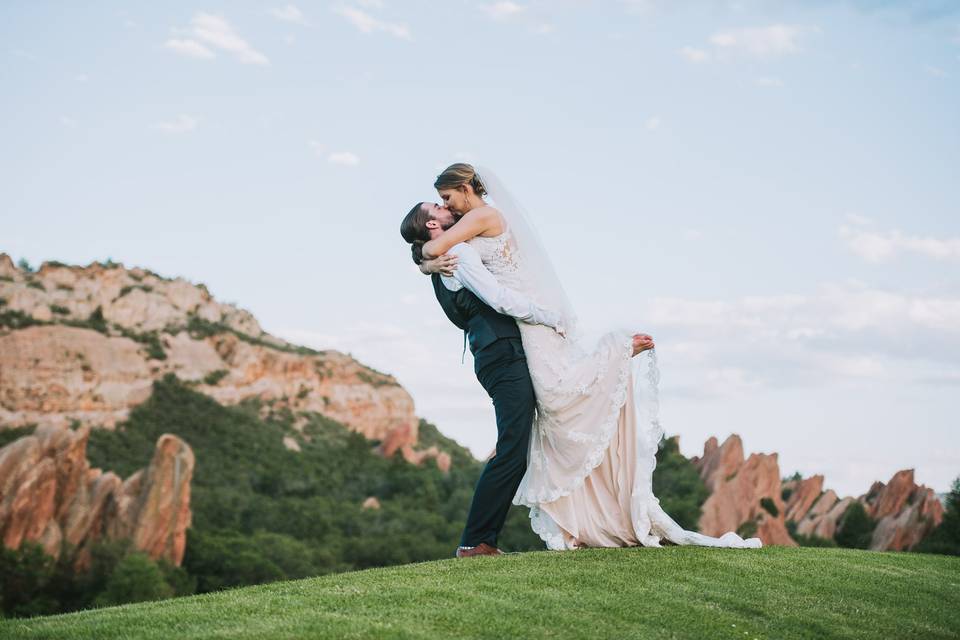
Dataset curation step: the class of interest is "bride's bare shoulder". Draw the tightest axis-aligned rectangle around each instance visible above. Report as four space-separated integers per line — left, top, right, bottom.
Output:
455 205 502 234
463 204 500 219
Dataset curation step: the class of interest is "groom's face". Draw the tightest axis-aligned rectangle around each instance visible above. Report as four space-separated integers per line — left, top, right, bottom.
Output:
422 203 456 235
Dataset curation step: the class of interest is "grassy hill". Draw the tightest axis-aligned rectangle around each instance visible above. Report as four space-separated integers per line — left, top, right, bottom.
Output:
2 547 957 639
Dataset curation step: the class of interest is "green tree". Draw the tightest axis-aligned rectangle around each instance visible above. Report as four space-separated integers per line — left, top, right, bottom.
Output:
0 543 58 618
653 436 710 530
835 502 876 549
94 553 174 607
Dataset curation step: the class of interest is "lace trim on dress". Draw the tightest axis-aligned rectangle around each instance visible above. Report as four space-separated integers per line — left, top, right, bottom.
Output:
527 505 570 551
512 335 643 508
526 339 613 398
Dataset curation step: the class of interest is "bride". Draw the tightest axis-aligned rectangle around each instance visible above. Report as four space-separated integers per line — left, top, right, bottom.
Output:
418 163 762 551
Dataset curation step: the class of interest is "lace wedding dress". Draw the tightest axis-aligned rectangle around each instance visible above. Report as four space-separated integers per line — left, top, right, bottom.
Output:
466 173 762 551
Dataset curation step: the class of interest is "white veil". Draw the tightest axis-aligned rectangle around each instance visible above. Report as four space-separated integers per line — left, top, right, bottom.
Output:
474 160 664 433
473 165 582 341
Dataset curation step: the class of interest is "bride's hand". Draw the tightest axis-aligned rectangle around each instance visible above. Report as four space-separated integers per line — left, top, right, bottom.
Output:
418 254 458 276
554 323 567 339
632 334 655 355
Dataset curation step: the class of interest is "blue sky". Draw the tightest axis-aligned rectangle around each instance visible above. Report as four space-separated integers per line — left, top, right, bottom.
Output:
2 1 958 496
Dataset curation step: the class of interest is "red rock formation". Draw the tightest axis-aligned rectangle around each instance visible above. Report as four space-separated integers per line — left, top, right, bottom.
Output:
859 469 944 551
0 253 444 468
401 445 452 473
783 475 824 523
691 435 944 551
692 435 797 547
377 425 452 473
782 468 944 551
797 495 852 540
0 425 193 567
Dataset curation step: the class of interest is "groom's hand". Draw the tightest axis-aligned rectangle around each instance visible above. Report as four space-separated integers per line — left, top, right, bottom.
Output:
419 254 459 276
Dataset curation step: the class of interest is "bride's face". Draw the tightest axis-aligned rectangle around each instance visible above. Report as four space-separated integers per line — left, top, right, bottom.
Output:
437 186 469 216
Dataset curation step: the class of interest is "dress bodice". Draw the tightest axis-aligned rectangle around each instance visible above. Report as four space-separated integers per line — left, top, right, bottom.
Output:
467 225 525 291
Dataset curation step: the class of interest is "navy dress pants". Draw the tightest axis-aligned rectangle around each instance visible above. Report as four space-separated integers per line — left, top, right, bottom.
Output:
459 337 536 548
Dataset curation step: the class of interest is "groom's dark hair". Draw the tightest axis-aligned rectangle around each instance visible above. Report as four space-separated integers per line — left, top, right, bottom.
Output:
400 202 431 265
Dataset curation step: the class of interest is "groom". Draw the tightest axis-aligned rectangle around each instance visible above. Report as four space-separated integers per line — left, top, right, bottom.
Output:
400 201 563 558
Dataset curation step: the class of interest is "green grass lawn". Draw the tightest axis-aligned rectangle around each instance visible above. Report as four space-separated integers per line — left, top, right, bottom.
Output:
2 546 957 639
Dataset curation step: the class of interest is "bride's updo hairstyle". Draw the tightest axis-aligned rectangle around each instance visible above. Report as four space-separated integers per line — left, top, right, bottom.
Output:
434 163 487 198
400 202 430 265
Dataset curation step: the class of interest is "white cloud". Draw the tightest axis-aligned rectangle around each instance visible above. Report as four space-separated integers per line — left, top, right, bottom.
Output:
709 24 807 57
328 151 360 166
839 225 960 262
59 116 77 128
334 6 412 40
645 116 662 130
270 5 307 25
679 46 710 63
75 73 89 83
164 38 215 59
151 114 199 134
681 24 811 63
924 64 948 78
312 142 363 166
481 2 526 21
631 279 960 397
167 13 269 65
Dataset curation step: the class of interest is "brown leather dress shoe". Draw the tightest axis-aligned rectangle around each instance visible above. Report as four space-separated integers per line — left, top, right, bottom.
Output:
455 542 503 558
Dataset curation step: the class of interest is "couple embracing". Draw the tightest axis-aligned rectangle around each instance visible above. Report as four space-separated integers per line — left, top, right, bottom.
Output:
401 163 762 557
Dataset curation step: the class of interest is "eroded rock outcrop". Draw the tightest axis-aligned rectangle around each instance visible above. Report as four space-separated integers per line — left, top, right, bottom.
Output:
781 467 943 551
0 424 193 567
691 434 942 551
0 253 442 467
858 469 944 551
692 435 797 547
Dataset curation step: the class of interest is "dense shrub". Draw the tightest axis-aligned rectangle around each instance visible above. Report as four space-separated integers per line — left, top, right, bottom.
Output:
835 502 876 549
760 497 779 517
0 540 190 618
652 436 710 530
785 521 838 547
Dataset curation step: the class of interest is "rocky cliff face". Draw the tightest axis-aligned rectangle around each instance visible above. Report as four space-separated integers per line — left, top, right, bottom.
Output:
692 434 944 551
0 423 192 567
692 435 797 546
0 253 437 466
857 470 943 551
